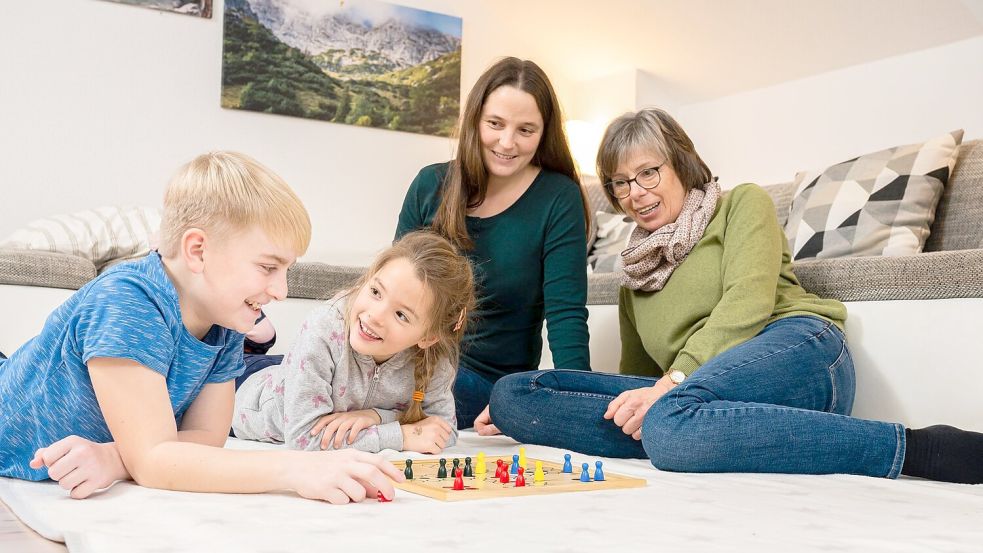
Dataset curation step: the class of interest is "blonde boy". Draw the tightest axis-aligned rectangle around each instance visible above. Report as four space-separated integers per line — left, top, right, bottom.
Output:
0 152 402 502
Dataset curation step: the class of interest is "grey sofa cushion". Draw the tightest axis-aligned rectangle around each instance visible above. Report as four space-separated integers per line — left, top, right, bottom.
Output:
286 262 364 300
793 249 983 301
924 139 983 252
0 249 96 290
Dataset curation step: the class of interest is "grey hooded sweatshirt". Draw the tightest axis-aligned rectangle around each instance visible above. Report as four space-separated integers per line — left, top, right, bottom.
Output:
233 297 457 452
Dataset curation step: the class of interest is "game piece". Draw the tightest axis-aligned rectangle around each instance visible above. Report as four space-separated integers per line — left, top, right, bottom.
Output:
594 461 605 481
453 468 464 490
495 459 505 479
499 467 510 484
511 454 520 475
404 459 414 480
515 467 526 487
562 453 573 473
451 458 460 477
377 490 392 502
463 457 473 477
475 452 486 475
519 447 527 470
579 462 591 482
437 458 448 478
534 460 545 483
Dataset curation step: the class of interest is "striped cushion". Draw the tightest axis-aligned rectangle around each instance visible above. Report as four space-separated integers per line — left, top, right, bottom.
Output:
0 206 161 270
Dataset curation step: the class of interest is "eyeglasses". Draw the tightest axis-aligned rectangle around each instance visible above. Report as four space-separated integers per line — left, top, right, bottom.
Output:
604 164 664 199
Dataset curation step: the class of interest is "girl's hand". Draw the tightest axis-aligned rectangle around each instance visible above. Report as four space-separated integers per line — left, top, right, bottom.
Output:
603 376 676 440
473 405 500 436
29 436 129 499
289 449 404 504
400 416 453 454
311 409 383 450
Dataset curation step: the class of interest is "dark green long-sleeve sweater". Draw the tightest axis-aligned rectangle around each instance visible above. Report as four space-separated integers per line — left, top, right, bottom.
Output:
396 163 591 380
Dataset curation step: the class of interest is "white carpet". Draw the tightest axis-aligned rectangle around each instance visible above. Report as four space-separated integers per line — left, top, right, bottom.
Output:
2 431 982 552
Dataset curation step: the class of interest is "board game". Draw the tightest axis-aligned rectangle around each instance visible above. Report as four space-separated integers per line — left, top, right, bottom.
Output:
391 449 646 502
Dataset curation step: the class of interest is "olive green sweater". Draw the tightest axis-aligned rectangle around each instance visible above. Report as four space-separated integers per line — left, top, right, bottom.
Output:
619 184 847 377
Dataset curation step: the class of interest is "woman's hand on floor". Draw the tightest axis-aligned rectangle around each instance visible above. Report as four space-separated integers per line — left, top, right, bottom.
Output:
473 405 500 436
604 376 675 440
30 435 129 499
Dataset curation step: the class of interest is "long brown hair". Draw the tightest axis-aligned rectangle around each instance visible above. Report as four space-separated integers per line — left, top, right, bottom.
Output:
344 231 476 424
432 57 591 250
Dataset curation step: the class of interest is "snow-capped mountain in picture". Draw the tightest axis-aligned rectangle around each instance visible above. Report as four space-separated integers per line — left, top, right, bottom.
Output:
221 0 462 137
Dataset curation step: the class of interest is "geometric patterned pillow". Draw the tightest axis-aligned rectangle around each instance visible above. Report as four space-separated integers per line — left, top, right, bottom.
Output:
587 211 635 273
784 130 964 260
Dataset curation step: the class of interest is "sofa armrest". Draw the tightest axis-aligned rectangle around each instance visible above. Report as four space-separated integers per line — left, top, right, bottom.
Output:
793 249 983 302
587 272 621 305
0 249 96 290
286 262 366 300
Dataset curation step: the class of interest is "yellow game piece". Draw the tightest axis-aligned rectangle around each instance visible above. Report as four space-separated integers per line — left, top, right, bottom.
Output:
534 460 545 482
475 452 487 475
518 447 527 470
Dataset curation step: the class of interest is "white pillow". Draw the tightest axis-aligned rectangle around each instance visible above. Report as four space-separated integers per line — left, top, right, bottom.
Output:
1 206 161 269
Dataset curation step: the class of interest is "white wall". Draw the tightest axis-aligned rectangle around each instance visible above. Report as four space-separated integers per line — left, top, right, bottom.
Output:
671 36 983 189
0 0 564 264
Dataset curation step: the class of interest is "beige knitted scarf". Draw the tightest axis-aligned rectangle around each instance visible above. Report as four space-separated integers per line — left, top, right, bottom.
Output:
620 179 721 292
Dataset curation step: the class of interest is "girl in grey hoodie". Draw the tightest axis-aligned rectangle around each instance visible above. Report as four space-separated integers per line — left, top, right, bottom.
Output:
233 231 476 454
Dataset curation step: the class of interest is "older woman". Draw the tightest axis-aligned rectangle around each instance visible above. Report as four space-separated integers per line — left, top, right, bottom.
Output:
489 108 983 484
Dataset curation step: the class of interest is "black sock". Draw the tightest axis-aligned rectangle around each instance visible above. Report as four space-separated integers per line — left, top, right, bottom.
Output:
901 425 983 484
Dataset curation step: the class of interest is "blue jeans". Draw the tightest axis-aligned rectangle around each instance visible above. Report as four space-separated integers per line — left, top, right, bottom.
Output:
235 354 284 390
490 316 906 478
454 366 497 430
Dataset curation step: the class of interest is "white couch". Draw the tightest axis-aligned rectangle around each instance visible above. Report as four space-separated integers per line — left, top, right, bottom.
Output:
3 140 982 432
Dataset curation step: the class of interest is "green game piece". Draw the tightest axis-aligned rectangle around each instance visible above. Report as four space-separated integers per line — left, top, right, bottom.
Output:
437 458 447 478
463 456 473 477
452 458 460 477
404 459 413 480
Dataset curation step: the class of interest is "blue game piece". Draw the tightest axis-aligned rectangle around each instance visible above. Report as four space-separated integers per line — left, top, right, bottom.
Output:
579 462 591 482
511 454 520 475
562 453 572 473
594 460 605 481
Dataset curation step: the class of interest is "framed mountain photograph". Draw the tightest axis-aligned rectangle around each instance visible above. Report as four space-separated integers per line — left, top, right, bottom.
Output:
99 0 212 17
221 0 462 137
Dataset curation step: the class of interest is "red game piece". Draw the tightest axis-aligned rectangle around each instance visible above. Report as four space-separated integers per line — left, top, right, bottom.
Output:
495 459 505 479
376 491 392 502
499 468 510 484
453 468 465 490
515 467 526 487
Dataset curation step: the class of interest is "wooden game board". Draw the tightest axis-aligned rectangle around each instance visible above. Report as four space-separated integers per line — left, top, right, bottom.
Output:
392 454 646 501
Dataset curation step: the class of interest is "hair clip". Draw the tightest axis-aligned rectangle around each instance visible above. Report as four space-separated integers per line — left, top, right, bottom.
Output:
452 308 466 332
412 390 425 403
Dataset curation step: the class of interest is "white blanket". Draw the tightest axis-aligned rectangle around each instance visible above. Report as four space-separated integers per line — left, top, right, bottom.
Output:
2 432 982 552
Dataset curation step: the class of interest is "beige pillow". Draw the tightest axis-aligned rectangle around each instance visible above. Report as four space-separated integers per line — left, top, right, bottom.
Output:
1 206 161 270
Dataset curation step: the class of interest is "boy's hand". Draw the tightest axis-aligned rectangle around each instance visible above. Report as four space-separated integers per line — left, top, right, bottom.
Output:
29 436 129 499
311 409 383 449
400 416 453 454
290 449 404 504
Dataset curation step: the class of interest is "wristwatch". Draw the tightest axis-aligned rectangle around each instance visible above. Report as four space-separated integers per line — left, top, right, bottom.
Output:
667 370 686 385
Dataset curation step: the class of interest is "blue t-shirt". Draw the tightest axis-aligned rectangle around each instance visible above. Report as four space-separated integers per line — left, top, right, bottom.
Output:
0 252 245 480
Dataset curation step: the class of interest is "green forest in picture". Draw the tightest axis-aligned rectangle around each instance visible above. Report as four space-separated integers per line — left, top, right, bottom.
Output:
221 0 462 137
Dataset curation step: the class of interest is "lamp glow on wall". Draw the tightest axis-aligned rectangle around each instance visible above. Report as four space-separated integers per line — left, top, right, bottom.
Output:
565 119 606 177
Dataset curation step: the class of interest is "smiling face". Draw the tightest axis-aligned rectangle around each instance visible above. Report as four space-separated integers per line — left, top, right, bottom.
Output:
614 150 689 233
348 257 436 364
184 226 296 337
478 85 544 185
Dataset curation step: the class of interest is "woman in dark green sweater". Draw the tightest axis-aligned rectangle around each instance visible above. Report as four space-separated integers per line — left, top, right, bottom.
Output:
490 108 983 484
396 58 592 430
